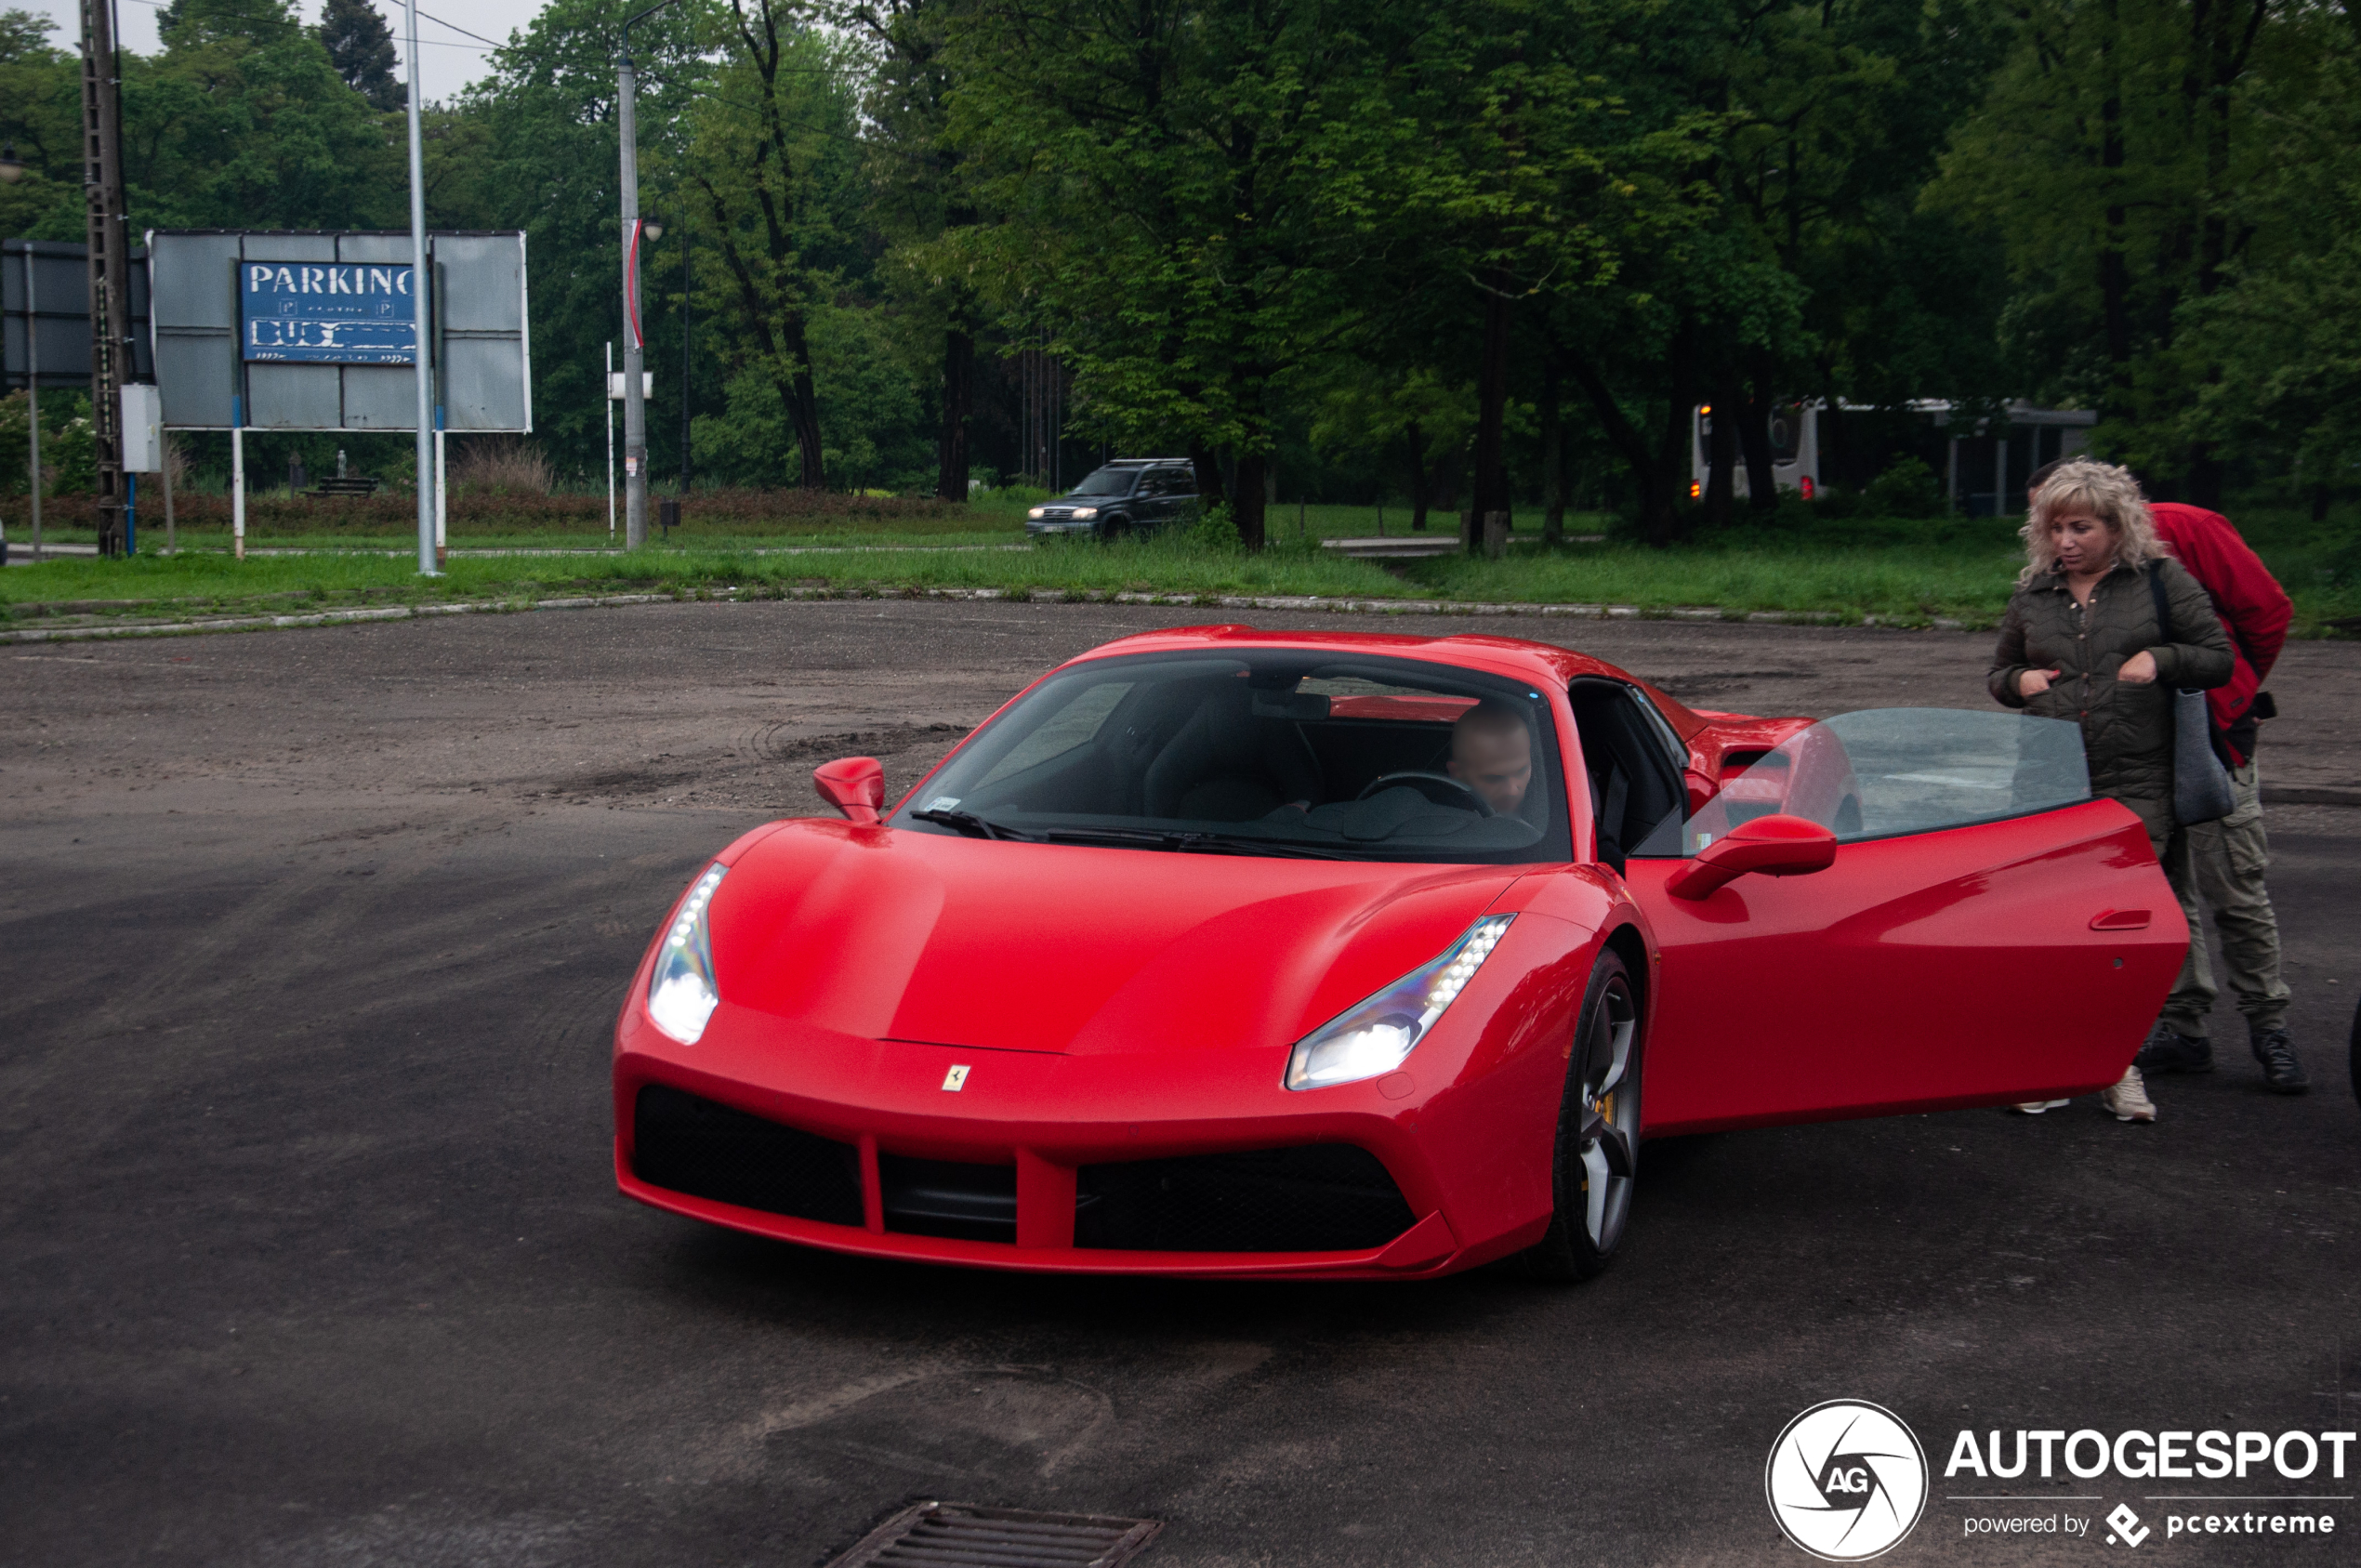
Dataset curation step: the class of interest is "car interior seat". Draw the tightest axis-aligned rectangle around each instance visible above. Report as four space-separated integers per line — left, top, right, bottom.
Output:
1143 684 1326 821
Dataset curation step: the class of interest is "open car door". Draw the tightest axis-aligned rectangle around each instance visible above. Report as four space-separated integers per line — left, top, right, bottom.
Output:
1620 708 2188 1135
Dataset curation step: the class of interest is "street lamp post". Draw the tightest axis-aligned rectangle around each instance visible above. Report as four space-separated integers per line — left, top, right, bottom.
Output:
404 0 435 574
617 0 680 550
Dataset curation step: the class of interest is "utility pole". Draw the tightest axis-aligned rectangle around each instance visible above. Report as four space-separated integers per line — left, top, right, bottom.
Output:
77 0 130 558
617 1 679 550
404 0 436 574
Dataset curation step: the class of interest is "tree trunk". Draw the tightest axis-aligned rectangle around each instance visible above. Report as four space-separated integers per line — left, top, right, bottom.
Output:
2100 1 2131 415
1540 351 1564 546
1469 276 1513 530
1233 451 1270 552
1703 382 1737 528
1190 437 1221 520
1405 420 1431 532
1562 327 1695 548
935 326 972 501
1819 389 1850 490
1738 356 1778 512
781 312 825 491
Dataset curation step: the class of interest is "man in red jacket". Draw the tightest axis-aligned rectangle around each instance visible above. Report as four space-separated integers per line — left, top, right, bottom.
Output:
2026 462 2304 1091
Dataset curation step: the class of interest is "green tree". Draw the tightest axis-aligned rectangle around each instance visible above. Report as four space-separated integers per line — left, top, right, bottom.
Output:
680 0 866 490
316 0 404 112
0 9 84 241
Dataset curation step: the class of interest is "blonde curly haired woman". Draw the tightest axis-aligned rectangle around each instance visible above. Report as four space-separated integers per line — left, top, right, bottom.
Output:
1989 459 2232 1122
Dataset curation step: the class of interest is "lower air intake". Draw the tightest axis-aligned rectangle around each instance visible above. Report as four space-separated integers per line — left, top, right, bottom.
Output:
631 1084 864 1228
1075 1144 1416 1253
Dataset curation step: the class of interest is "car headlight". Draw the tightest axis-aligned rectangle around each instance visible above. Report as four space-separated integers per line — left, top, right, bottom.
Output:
1072 507 1098 519
1285 916 1515 1089
647 863 727 1044
1028 507 1046 519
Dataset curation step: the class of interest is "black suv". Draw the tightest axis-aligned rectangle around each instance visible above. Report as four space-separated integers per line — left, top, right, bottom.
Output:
1024 459 1201 540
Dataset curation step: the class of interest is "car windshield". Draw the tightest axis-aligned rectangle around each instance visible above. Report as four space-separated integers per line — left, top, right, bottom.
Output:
896 652 1573 864
1630 707 2092 856
1067 468 1139 496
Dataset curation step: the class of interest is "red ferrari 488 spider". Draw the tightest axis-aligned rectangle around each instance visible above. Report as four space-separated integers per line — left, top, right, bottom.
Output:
613 626 2184 1281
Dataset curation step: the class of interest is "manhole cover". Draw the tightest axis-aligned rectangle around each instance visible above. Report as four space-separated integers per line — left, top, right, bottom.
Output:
824 1501 1161 1568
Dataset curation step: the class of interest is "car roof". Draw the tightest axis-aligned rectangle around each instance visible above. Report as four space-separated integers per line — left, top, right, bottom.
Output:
1063 625 1713 740
1095 457 1191 468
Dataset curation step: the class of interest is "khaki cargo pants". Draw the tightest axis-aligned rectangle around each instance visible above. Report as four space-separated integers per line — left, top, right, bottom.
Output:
2159 762 2292 1038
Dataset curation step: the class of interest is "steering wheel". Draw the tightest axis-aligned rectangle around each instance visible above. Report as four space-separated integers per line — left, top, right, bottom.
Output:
1356 771 1492 817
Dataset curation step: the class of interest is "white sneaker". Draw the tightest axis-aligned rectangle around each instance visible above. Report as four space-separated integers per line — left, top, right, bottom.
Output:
2100 1065 2157 1123
2011 1099 2071 1114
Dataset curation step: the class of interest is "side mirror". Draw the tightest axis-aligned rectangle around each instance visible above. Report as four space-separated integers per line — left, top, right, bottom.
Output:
1665 812 1836 901
812 756 885 824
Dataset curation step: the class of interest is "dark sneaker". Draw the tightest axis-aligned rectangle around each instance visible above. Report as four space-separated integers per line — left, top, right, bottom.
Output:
2250 1026 2309 1095
2135 1024 2214 1074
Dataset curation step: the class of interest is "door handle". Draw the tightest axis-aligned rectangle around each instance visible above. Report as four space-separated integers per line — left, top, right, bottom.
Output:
2089 909 2151 930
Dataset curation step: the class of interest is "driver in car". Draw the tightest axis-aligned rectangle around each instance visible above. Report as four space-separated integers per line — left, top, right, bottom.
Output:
1445 701 1534 815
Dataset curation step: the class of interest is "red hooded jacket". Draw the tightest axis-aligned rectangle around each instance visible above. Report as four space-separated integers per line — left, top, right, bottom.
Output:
2147 502 2290 767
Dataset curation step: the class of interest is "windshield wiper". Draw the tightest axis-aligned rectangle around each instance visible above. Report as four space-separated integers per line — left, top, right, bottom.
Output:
1038 825 1355 860
909 808 1033 840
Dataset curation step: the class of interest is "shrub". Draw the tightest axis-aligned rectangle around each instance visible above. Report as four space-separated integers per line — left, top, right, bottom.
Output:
1862 455 1946 519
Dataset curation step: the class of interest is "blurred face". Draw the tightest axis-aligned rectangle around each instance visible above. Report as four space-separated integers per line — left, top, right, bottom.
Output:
2048 511 2118 575
1448 719 1533 813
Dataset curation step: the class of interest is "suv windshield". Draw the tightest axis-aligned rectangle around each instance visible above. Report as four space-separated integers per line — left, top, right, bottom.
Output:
1067 468 1140 496
897 652 1572 864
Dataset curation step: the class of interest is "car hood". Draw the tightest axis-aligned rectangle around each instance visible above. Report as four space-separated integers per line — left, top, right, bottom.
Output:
708 820 1521 1057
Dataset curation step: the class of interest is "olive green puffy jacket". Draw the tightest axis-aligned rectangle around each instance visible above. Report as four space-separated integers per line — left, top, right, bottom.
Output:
1988 556 2233 839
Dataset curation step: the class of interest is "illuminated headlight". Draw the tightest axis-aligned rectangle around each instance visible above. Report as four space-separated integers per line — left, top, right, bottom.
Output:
1285 916 1514 1089
1028 507 1046 519
647 863 727 1044
1071 507 1098 519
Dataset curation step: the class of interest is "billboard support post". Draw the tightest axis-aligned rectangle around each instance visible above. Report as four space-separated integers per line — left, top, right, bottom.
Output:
404 0 436 575
231 413 244 560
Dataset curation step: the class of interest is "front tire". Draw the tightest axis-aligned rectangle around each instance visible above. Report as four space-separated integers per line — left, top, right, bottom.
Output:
1517 948 1643 1281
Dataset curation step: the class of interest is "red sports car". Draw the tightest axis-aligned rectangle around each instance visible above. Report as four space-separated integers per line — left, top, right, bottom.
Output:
613 626 2184 1281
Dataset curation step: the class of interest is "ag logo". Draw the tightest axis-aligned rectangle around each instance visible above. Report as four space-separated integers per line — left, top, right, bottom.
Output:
1765 1400 1929 1561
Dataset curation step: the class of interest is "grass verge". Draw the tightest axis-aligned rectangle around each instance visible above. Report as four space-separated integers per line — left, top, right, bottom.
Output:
6 509 2354 635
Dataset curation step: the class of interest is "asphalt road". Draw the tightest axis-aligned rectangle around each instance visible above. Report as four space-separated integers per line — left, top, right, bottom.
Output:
5 600 2357 1567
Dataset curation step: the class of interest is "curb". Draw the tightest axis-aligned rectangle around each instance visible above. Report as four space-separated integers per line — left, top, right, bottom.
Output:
1 584 1974 645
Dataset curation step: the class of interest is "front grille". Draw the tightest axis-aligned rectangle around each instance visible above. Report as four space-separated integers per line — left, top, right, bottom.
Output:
1075 1144 1415 1253
632 1084 864 1227
879 1154 1018 1244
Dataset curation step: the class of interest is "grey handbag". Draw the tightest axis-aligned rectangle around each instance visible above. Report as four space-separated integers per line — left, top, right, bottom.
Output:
2148 564 2235 827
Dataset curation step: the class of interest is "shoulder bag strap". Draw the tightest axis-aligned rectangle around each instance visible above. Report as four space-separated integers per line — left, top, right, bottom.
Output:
2147 560 2174 644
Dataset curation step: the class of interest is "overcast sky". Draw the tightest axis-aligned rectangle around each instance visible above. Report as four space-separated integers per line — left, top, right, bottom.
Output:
24 0 551 103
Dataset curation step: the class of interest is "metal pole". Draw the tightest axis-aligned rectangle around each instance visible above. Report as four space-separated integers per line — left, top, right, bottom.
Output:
679 223 691 494
605 339 616 541
404 0 435 574
161 430 172 554
231 421 244 559
617 12 666 550
23 246 40 563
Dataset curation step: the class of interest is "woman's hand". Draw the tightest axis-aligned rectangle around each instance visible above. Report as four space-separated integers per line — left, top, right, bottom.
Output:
2118 650 2159 685
2017 667 2062 697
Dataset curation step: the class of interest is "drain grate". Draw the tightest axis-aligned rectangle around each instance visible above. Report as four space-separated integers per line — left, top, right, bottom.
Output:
824 1501 1161 1568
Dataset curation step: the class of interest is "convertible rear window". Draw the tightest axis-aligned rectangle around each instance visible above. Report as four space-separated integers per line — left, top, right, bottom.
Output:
1630 707 2092 856
898 652 1572 864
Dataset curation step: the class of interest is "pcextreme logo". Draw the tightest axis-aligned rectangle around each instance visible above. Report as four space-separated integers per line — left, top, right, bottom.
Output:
1767 1400 1932 1561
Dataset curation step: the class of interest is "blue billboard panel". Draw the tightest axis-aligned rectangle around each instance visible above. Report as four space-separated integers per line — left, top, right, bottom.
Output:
240 261 416 363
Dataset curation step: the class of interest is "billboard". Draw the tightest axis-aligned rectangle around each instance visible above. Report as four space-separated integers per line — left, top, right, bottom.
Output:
3 238 154 390
241 260 417 364
148 231 530 432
